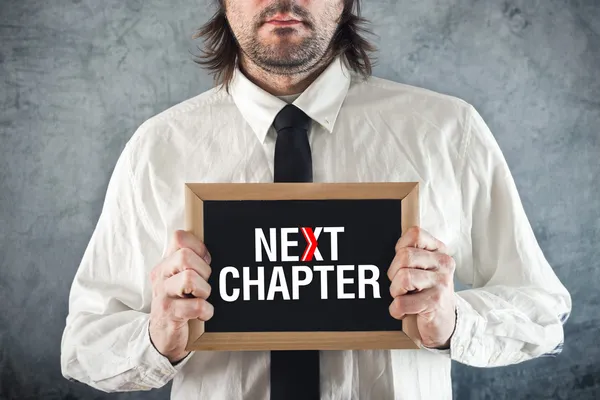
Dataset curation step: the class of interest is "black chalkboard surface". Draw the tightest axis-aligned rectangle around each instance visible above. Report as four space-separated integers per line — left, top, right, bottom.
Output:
184 182 421 351
204 199 401 333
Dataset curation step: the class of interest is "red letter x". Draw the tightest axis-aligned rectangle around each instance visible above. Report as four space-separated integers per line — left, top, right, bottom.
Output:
300 227 318 262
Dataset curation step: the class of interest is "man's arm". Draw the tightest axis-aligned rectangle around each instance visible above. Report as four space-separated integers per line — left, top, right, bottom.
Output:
60 131 191 392
449 105 572 367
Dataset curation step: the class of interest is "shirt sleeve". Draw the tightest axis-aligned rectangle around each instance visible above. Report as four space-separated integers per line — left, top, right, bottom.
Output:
448 105 572 367
60 127 193 392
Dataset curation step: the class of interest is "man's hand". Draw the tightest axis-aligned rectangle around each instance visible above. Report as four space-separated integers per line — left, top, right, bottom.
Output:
149 230 214 364
387 226 457 349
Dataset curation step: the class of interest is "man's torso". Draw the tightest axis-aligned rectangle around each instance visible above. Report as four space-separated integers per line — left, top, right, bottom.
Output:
128 72 472 399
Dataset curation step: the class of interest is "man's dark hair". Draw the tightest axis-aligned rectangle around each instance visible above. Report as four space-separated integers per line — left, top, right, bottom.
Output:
191 0 377 91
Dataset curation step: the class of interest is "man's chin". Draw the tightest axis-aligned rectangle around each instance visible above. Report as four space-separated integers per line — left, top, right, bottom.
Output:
244 40 323 73
255 56 315 74
260 47 312 65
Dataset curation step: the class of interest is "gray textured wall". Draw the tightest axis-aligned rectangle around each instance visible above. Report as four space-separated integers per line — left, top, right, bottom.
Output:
0 0 598 399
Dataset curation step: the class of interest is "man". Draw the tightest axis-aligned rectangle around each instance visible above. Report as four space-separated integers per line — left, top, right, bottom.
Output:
60 0 571 399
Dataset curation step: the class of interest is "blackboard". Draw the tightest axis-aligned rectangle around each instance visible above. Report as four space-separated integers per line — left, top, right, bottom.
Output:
184 182 421 351
204 198 401 332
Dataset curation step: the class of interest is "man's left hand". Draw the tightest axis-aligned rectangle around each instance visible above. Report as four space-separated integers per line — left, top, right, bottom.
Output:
387 226 457 349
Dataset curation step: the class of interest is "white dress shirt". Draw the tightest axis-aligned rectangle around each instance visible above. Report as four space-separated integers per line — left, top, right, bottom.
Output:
60 55 571 399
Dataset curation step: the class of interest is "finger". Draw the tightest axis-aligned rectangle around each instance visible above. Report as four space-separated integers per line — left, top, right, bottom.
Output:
163 269 211 299
166 230 211 265
387 247 444 281
395 226 448 254
170 298 214 322
390 268 440 297
161 247 212 281
389 288 440 320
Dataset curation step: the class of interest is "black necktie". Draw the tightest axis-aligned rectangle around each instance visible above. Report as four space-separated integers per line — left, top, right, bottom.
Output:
273 104 313 183
271 104 320 400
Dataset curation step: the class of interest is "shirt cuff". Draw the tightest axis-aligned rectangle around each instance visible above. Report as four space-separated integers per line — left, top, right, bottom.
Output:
449 293 481 364
134 319 194 388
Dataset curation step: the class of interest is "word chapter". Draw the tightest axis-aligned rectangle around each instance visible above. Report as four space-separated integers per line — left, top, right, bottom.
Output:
220 264 381 302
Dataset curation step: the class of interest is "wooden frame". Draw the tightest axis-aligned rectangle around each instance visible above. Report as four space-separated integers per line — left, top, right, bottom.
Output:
184 182 422 351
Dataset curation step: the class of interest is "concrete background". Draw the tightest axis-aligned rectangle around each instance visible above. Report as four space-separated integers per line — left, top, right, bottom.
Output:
1 0 598 398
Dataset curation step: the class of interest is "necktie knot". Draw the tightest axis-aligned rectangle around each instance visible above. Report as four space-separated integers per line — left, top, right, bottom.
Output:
273 104 311 133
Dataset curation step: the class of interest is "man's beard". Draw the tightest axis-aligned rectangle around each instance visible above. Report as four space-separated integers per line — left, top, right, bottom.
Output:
242 31 330 75
238 1 335 75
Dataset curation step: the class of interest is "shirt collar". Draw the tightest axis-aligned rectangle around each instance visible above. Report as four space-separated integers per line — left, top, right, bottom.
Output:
229 55 352 143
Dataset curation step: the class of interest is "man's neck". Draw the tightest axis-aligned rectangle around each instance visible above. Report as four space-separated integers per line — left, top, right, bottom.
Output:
238 53 335 96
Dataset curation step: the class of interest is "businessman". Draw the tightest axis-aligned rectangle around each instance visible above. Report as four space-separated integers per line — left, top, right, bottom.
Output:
61 1 572 399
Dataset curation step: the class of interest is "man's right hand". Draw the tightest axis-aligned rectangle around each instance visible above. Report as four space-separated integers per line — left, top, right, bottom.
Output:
149 230 214 364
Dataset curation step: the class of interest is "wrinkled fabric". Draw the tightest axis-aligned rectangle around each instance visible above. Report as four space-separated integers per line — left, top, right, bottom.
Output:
60 56 571 399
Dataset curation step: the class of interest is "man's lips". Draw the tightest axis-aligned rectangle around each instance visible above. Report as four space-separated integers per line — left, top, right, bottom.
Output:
264 14 303 26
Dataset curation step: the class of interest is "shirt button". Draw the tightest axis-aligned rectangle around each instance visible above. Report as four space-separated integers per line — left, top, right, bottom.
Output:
325 119 329 124
457 345 465 356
